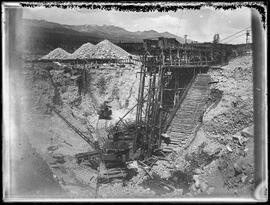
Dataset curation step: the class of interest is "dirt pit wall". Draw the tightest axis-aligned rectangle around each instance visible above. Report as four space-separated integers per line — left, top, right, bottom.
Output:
23 62 142 132
186 55 254 197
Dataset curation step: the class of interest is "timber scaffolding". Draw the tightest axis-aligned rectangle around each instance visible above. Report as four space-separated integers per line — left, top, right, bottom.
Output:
130 37 213 158
25 57 140 65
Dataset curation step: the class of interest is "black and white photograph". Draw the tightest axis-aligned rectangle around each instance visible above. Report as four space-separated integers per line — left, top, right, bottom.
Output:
2 1 267 202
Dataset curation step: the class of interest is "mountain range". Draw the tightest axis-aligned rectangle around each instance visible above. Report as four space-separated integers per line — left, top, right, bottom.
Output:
23 19 192 55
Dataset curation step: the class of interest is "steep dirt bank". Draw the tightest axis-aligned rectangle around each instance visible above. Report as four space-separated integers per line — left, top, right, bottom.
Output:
88 64 141 125
182 55 254 197
23 62 141 130
203 55 253 135
201 55 254 196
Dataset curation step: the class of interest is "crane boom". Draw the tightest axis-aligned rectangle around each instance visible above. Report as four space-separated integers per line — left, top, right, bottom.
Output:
47 104 95 148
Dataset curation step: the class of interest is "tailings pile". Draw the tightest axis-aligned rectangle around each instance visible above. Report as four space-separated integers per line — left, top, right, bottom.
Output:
69 42 95 59
40 48 71 60
91 39 131 59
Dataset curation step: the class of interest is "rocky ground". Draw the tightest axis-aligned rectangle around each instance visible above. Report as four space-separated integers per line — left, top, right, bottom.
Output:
17 54 254 199
198 55 254 197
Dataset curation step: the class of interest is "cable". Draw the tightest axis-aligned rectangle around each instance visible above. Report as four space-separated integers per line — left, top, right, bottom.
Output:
220 27 250 42
231 33 252 43
220 26 251 42
220 26 250 42
223 33 245 42
223 33 249 44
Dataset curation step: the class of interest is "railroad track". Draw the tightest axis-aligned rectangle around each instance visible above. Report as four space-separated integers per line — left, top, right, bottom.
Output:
161 74 211 153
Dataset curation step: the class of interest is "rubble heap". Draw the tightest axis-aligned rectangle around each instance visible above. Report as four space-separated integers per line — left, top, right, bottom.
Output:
70 42 95 59
40 40 132 61
91 39 131 59
40 48 71 60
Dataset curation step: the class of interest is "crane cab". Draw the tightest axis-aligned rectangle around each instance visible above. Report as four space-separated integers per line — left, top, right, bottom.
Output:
98 101 112 120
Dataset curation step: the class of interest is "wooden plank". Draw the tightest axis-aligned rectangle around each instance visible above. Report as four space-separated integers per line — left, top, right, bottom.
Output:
137 161 153 179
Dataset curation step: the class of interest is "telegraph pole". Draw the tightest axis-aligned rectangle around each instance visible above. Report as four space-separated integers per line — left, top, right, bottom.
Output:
246 30 250 44
213 34 220 44
184 35 187 44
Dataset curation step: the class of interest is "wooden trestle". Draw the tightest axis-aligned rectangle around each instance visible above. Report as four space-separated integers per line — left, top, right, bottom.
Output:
133 37 213 158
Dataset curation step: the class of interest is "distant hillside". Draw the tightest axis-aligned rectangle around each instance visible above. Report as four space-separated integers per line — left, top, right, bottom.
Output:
23 19 191 55
23 19 103 55
63 24 189 44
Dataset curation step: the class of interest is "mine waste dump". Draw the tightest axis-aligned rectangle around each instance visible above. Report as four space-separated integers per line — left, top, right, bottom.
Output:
40 39 133 61
91 39 132 59
22 37 254 198
40 47 72 60
70 42 95 59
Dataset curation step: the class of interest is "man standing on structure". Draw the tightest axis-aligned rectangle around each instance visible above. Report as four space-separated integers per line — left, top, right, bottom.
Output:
98 101 112 120
97 101 112 129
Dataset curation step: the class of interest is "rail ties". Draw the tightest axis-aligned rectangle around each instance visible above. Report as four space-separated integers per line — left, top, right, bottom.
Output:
161 74 211 151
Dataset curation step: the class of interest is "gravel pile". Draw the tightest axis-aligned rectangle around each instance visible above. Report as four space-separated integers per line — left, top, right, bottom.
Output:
70 42 95 59
42 40 131 60
91 39 131 59
40 48 71 60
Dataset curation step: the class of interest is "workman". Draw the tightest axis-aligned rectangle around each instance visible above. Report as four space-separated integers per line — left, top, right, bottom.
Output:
98 101 112 120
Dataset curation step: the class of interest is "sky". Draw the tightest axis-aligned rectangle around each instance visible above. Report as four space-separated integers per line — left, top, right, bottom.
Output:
23 6 252 44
